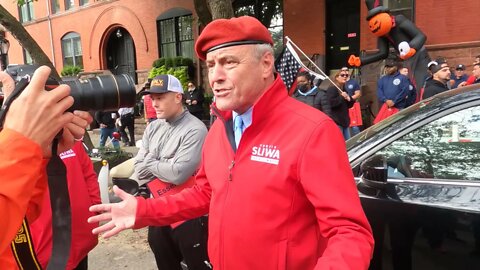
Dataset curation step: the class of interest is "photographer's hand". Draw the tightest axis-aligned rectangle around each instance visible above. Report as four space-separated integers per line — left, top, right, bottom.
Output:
57 110 93 154
0 71 15 97
2 66 74 157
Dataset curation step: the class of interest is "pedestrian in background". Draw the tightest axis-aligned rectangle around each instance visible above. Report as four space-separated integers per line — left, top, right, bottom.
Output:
95 110 120 149
422 59 451 100
399 66 417 107
292 71 322 110
184 81 205 120
450 64 468 89
136 74 210 270
118 107 135 146
326 70 355 140
342 67 363 136
142 79 157 125
377 60 410 109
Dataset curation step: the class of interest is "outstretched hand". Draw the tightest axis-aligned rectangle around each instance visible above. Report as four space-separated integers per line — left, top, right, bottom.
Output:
88 185 138 238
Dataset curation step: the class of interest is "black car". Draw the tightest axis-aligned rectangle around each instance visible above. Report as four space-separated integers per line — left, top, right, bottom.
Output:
347 85 480 270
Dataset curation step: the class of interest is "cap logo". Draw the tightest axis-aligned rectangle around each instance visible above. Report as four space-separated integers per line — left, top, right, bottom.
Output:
151 79 164 87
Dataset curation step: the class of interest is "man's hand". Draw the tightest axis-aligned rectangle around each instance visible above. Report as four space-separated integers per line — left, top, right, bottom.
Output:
341 92 351 101
56 110 92 155
348 55 361 67
88 185 138 238
2 66 74 155
0 71 15 98
458 81 467 87
385 100 395 108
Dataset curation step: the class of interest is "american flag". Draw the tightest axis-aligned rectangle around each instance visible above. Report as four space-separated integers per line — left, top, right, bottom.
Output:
275 42 303 93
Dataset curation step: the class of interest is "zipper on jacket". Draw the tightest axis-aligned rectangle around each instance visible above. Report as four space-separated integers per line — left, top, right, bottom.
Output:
228 160 235 181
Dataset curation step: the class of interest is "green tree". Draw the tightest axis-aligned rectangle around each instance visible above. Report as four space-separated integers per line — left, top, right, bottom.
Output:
194 0 282 29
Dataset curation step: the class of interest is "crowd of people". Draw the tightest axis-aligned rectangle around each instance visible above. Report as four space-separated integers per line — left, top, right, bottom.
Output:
292 53 480 138
3 14 480 270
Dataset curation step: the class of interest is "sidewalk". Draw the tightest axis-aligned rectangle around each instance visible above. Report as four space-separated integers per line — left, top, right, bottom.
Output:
87 127 156 269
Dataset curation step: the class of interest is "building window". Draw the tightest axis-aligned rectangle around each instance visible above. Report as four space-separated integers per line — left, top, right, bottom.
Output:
159 15 193 59
23 49 33 65
19 0 34 23
61 32 83 67
384 0 415 21
51 0 60 14
65 0 74 10
80 0 89 6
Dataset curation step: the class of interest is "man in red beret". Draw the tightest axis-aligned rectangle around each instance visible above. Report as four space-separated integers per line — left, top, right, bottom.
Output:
90 16 374 270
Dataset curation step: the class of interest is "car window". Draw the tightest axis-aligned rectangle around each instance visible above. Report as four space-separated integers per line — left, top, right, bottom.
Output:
374 105 480 180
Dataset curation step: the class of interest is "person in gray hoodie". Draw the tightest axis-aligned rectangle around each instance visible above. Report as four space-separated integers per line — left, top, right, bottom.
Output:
134 74 210 270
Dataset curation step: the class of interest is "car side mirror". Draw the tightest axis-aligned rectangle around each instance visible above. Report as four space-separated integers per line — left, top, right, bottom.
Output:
360 155 388 190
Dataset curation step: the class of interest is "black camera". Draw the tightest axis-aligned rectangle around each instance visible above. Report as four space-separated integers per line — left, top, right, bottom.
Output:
5 65 137 111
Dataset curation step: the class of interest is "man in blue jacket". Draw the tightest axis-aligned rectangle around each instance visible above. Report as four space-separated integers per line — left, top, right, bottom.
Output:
377 60 410 110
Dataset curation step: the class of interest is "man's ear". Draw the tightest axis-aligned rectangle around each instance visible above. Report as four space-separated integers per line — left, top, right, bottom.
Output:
175 93 184 104
261 51 275 79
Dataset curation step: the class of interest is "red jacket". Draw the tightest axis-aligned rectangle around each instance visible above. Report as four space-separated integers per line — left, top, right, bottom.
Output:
135 76 374 269
30 142 101 269
0 129 47 269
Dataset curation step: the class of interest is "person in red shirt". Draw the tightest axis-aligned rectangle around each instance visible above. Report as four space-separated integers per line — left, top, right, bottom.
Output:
142 79 157 124
0 66 92 269
29 141 100 270
89 16 374 270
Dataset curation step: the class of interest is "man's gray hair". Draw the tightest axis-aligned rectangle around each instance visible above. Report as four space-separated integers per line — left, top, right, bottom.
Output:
253 44 274 60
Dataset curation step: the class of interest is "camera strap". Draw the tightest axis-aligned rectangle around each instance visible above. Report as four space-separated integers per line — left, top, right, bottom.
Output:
45 139 71 270
1 79 72 269
10 219 43 269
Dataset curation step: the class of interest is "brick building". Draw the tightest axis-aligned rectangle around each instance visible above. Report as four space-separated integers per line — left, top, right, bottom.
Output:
2 0 479 109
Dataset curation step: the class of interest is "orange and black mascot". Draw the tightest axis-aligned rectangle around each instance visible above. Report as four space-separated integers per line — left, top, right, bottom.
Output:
349 0 430 93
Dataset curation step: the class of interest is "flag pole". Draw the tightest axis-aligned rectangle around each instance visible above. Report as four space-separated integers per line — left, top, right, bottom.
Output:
285 36 343 94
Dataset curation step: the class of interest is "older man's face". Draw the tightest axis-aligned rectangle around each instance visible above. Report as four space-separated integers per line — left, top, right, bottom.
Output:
206 45 273 114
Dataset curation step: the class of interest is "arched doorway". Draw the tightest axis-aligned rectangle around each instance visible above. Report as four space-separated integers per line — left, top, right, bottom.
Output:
105 27 137 82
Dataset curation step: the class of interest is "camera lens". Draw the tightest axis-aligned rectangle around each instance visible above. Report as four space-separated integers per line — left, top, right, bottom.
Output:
62 74 136 111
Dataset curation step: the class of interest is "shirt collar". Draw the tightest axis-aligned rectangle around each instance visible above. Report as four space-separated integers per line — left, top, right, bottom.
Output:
232 107 253 131
166 109 187 125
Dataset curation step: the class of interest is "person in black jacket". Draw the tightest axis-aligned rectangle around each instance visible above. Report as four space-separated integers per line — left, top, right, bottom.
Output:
184 81 205 120
324 70 355 140
94 110 120 149
293 71 322 111
422 59 450 100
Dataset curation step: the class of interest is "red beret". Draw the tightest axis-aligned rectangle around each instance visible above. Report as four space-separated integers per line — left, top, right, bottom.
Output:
195 16 274 61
